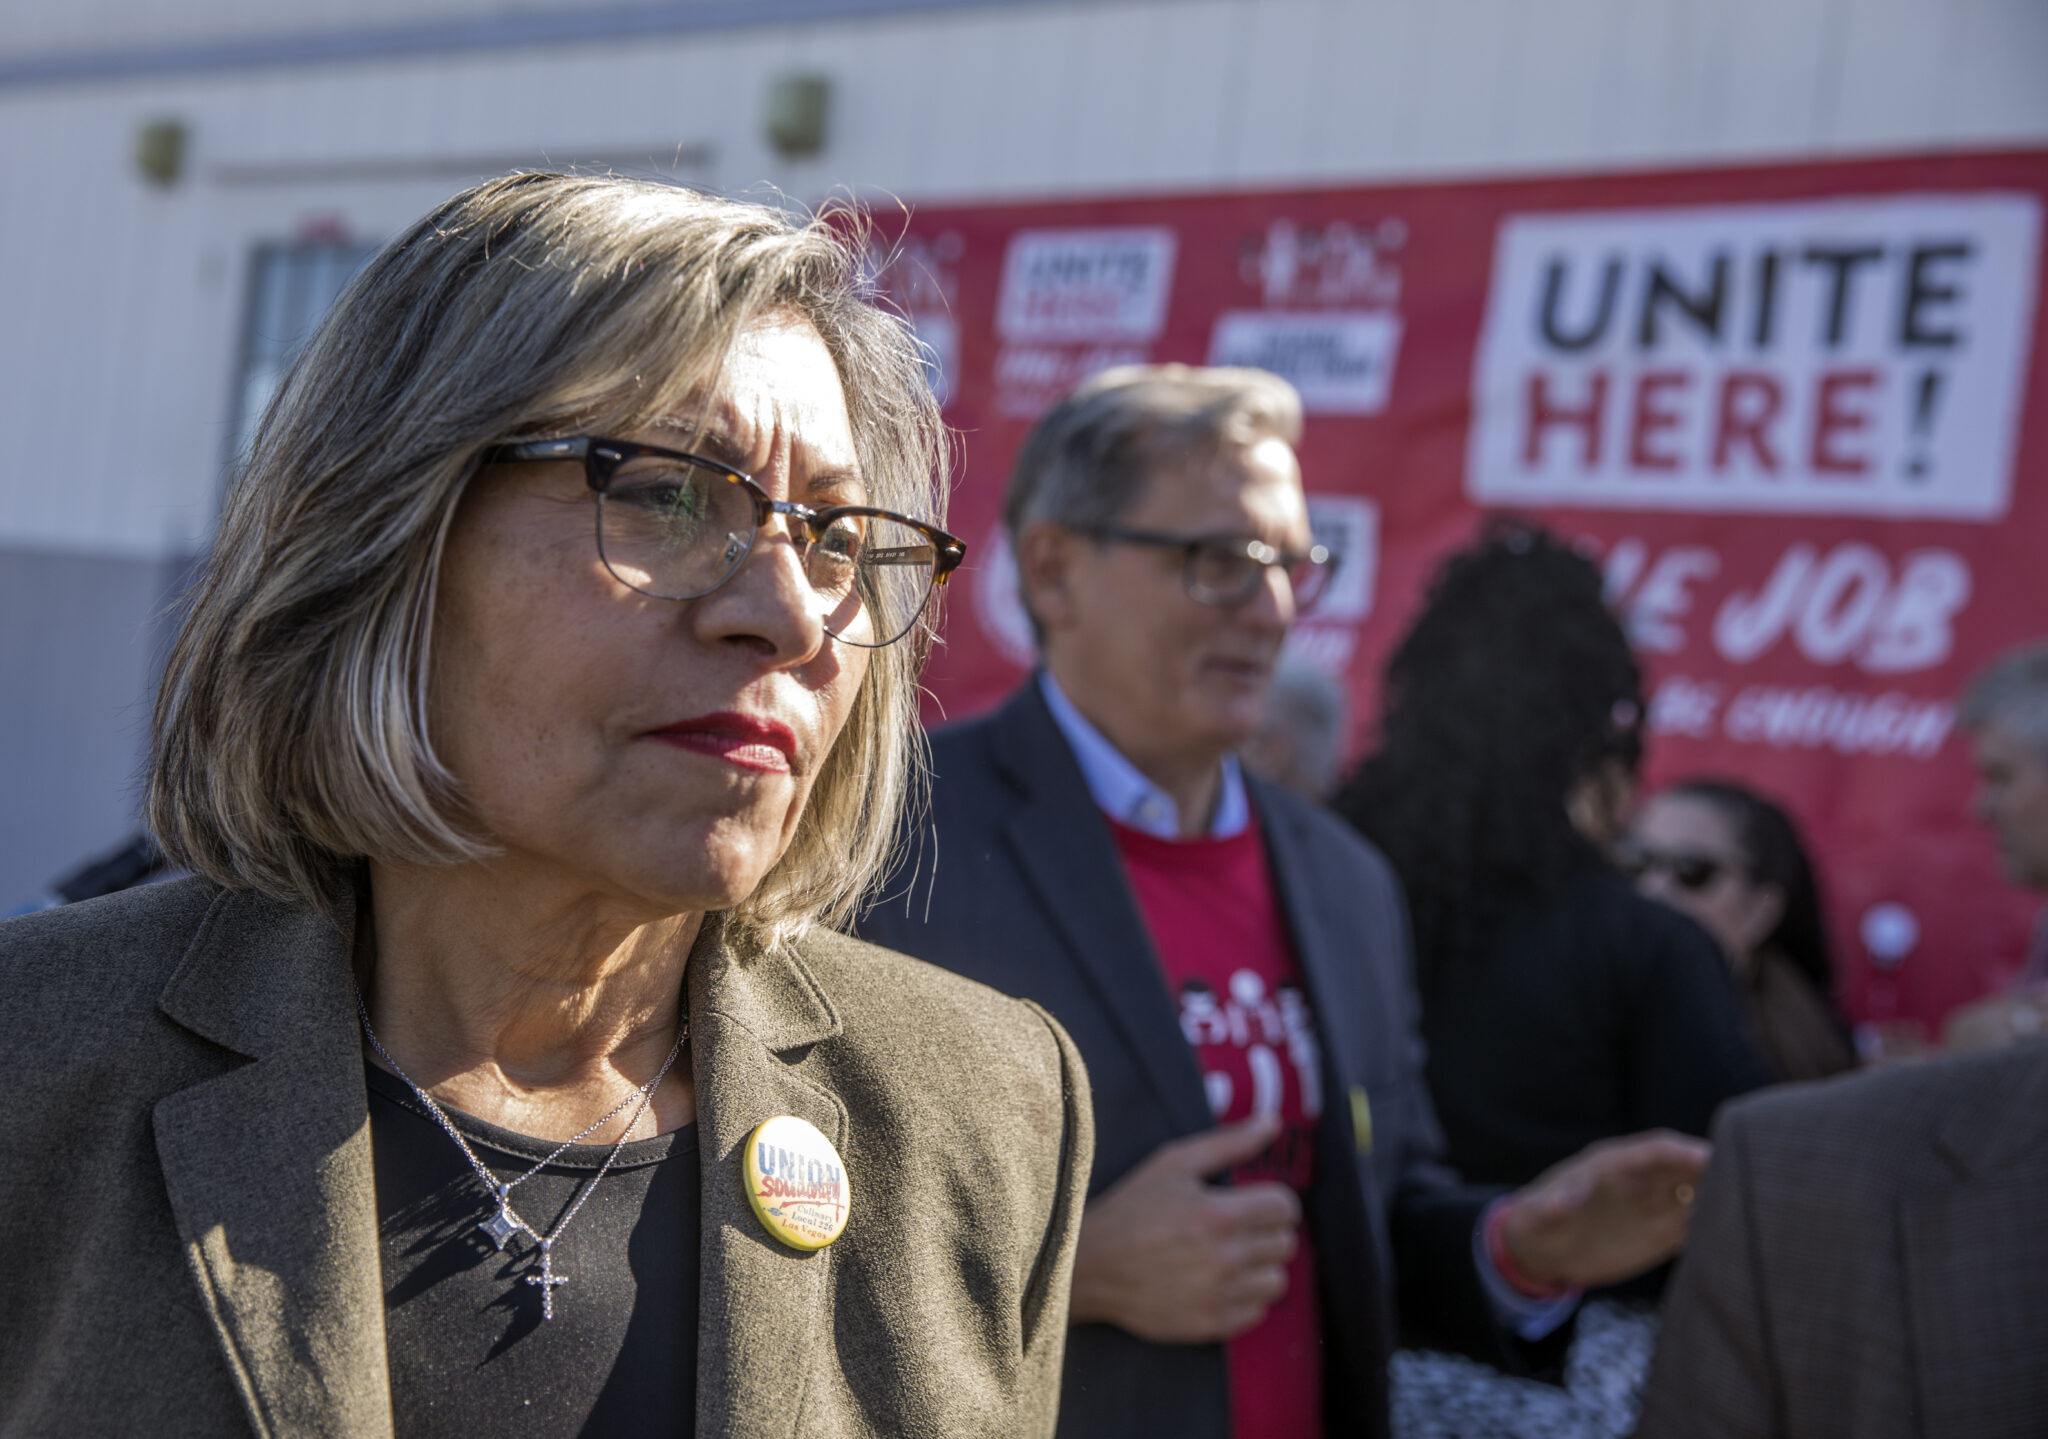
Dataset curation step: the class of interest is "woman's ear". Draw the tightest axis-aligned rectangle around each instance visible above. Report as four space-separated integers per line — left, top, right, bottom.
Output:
1566 759 1636 849
1565 775 1604 844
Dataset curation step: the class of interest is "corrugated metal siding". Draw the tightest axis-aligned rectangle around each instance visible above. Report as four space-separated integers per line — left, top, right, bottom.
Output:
0 545 179 901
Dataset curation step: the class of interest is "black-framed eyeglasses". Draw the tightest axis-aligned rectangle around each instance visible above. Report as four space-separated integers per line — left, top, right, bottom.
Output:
483 436 966 649
1615 842 1738 892
1078 523 1337 612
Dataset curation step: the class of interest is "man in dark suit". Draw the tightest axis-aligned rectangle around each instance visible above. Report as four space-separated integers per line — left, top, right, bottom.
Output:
861 364 1706 1439
1636 1042 2048 1437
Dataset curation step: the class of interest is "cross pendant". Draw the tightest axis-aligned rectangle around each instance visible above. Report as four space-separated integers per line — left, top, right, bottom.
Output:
525 1242 568 1321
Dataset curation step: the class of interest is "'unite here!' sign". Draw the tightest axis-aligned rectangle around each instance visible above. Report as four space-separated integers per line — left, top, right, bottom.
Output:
1466 194 2043 522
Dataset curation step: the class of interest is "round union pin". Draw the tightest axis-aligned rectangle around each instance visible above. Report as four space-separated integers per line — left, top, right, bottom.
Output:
743 1115 850 1251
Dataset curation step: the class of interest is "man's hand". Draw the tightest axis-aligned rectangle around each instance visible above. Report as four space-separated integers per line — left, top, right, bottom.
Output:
1942 990 2048 1053
1067 1115 1300 1344
1494 1130 1710 1290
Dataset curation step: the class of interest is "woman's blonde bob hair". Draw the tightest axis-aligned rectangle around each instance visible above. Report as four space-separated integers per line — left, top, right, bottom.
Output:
149 171 947 944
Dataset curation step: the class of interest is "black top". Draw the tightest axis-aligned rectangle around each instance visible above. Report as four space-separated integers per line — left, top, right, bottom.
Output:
366 1065 698 1437
1419 864 1773 1188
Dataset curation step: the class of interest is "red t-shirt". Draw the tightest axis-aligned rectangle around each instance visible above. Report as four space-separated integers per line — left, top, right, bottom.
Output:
1108 815 1325 1439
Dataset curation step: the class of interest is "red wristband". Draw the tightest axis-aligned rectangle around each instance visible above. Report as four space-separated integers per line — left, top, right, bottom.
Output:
1485 1198 1571 1301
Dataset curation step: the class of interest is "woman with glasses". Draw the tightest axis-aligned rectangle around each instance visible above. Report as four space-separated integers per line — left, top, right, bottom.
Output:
1333 523 1769 1439
0 173 1089 1437
1624 781 1857 1082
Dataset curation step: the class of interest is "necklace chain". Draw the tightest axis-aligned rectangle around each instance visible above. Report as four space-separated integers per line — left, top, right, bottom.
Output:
352 983 687 1320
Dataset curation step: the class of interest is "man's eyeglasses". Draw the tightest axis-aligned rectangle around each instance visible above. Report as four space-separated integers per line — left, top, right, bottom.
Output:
483 436 966 649
1615 843 1738 892
1079 523 1337 612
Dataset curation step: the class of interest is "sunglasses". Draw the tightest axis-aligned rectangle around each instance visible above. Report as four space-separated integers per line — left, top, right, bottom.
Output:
1615 844 1736 892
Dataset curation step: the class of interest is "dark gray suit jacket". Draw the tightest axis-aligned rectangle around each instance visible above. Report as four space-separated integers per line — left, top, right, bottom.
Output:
1636 1042 2048 1438
0 877 1092 1438
860 682 1546 1439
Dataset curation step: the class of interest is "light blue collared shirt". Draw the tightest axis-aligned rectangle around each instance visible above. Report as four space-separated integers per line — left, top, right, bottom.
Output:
1038 671 1248 839
1038 669 1574 1341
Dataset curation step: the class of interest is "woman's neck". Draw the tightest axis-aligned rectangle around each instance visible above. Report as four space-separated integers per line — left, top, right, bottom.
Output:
360 857 700 1140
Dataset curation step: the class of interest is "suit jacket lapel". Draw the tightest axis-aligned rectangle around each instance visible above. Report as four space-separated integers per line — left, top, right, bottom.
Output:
1899 1050 2048 1435
1252 782 1372 1095
690 918 851 1439
1249 776 1397 1410
152 886 391 1439
989 684 1212 1136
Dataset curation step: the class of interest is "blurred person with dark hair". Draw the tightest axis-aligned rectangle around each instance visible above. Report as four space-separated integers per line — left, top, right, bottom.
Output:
1625 781 1857 1082
866 374 1709 1439
1334 523 1769 1190
1241 655 1350 801
1941 641 2048 1050
1333 522 1769 1436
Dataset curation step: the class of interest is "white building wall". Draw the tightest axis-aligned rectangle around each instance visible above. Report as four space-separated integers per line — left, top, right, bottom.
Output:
1 0 2045 896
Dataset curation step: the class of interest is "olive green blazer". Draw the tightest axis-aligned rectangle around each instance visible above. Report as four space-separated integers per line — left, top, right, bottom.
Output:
0 878 1092 1438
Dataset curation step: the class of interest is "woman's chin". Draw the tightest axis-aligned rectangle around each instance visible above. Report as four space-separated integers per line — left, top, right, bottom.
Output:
622 845 779 918
520 809 788 916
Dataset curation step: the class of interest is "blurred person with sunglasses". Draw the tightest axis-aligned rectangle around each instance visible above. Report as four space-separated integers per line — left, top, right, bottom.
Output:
0 174 1092 1437
1334 523 1770 1438
866 369 1709 1439
1623 782 1857 1082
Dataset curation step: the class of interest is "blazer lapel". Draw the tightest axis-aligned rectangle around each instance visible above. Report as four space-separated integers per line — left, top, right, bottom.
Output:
1248 777 1397 1404
690 919 852 1439
990 684 1212 1136
152 887 391 1439
1252 782 1373 1095
1898 1051 2048 1435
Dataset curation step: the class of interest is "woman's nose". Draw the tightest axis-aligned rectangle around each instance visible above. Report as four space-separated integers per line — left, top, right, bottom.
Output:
691 523 829 661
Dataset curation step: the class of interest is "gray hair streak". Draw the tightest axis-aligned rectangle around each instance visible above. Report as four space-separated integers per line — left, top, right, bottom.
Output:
148 171 947 945
1960 642 2048 760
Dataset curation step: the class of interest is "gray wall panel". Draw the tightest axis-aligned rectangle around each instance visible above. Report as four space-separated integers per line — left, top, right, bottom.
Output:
0 544 184 905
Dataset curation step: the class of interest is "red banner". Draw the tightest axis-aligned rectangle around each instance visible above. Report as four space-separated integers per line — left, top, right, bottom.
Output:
873 149 2048 1035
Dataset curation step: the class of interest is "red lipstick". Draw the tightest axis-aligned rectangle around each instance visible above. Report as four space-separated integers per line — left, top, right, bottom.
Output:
645 711 798 774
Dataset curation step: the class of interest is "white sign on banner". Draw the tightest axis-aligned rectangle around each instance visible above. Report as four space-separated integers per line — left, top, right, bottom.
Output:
1208 311 1404 414
996 228 1178 343
1304 494 1378 621
1467 193 2042 519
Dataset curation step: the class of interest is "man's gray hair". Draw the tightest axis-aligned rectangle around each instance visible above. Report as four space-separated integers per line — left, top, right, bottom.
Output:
148 172 946 945
1960 642 2048 759
1002 364 1303 539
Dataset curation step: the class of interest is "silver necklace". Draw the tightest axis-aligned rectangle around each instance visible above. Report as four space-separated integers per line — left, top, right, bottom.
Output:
353 984 687 1320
